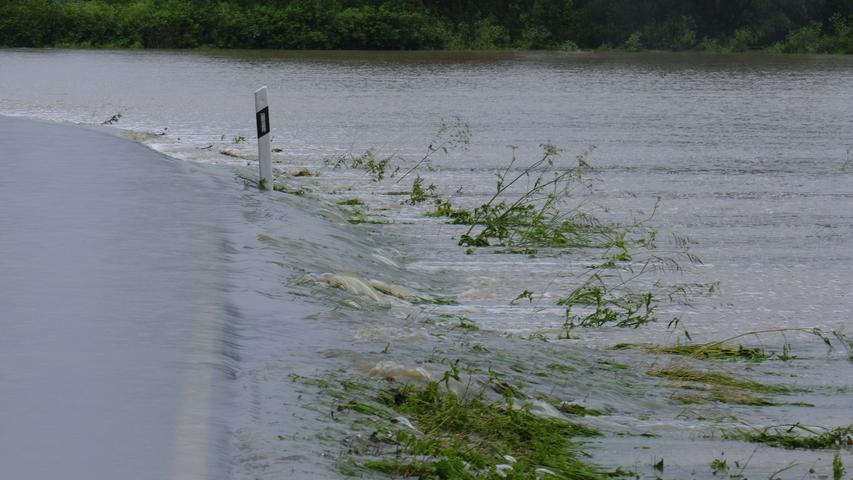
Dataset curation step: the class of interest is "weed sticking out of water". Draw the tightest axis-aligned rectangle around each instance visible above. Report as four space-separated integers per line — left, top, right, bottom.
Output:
423 143 700 331
648 366 792 394
559 282 657 329
396 116 471 183
293 169 317 177
102 112 122 125
834 453 846 480
511 289 535 304
407 175 438 205
435 144 611 250
327 148 397 182
233 134 247 144
453 316 480 331
726 424 853 450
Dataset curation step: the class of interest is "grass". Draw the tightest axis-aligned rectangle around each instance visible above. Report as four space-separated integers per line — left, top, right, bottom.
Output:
647 365 792 394
556 403 605 416
428 144 614 250
291 355 619 480
726 424 853 449
419 142 698 331
336 198 364 206
613 342 770 361
273 183 305 196
323 123 706 332
672 388 774 406
327 147 397 182
453 316 480 331
346 209 391 225
407 175 439 205
834 453 846 480
361 381 606 479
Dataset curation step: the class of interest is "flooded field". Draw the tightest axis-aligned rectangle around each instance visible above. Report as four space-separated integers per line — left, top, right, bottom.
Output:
1 49 851 479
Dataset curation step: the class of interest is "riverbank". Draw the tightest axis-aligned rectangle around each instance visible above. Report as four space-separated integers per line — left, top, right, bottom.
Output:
1 0 852 53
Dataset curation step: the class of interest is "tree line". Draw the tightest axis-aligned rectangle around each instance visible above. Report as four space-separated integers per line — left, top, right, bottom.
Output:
1 0 852 53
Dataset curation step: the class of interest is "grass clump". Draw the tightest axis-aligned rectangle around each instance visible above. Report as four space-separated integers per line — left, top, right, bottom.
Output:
613 342 770 361
672 388 774 406
337 198 364 206
726 424 853 449
365 381 606 479
272 183 305 196
453 316 480 331
556 403 605 416
346 209 391 225
648 366 792 394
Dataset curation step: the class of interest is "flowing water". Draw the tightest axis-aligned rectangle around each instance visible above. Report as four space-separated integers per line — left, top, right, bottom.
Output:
1 49 852 479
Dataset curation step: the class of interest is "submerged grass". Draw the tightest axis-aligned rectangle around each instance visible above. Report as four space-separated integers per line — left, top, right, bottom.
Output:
672 388 775 406
726 424 853 449
315 365 616 480
648 365 792 394
364 381 605 479
613 342 770 361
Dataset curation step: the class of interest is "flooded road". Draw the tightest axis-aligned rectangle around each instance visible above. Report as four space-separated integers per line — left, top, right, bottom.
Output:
1 49 852 478
0 116 234 479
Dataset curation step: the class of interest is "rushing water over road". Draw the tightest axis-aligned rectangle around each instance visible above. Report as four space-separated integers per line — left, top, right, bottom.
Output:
1 50 852 478
0 117 235 479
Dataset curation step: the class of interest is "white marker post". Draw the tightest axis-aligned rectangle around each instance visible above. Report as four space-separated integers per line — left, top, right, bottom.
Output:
254 86 273 190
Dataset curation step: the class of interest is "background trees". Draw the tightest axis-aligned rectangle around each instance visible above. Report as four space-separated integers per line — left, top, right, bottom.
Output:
0 0 851 52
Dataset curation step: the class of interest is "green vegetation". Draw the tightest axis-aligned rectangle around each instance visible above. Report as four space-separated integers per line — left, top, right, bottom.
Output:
726 424 853 449
407 175 438 205
421 142 691 332
328 119 702 333
336 198 364 206
318 368 611 479
2 0 853 52
613 342 770 361
555 402 605 416
327 148 396 182
834 453 846 480
370 382 603 479
615 327 851 362
672 388 774 406
648 365 792 394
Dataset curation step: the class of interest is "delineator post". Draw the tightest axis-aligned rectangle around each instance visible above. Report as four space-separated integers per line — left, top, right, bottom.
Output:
254 86 272 190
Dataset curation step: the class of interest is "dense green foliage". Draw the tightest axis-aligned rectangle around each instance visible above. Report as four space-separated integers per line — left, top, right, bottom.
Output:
1 0 853 52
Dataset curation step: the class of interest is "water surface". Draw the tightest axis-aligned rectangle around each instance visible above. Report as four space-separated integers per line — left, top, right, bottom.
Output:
1 49 851 479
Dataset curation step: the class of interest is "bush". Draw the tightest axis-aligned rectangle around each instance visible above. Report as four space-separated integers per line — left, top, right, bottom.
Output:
728 27 756 52
624 31 643 51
